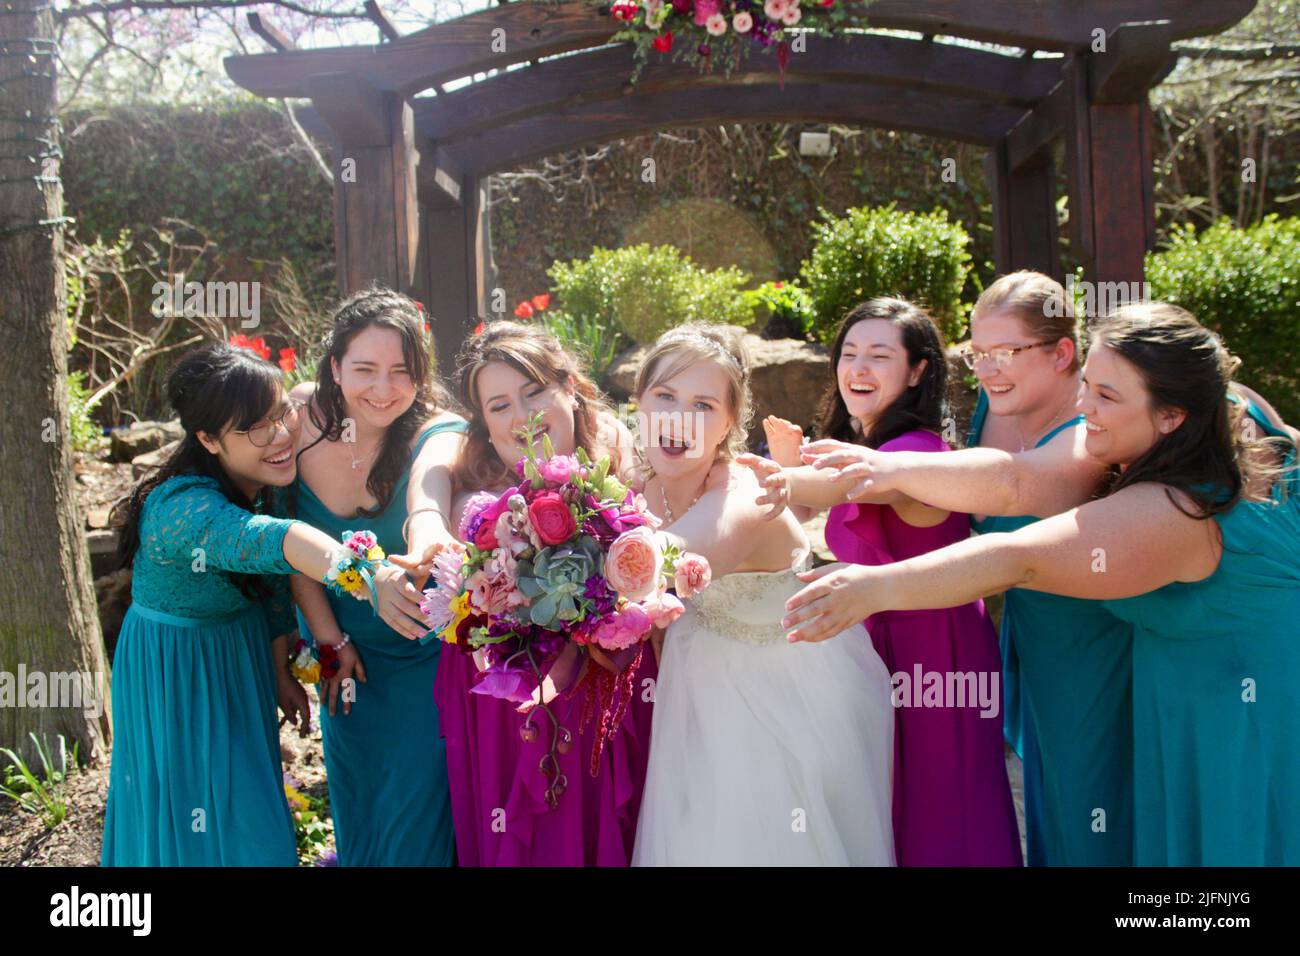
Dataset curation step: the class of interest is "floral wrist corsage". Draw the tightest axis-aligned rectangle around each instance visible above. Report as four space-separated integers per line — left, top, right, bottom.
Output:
323 530 388 612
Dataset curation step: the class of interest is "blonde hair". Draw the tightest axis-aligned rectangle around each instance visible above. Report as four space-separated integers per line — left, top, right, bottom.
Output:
633 322 754 462
973 270 1080 372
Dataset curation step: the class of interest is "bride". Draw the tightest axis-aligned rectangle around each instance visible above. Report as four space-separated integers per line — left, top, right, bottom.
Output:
629 324 895 866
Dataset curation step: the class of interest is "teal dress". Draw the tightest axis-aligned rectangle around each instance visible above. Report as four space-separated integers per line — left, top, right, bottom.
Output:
1102 399 1300 865
293 419 467 866
102 475 299 867
968 391 1134 865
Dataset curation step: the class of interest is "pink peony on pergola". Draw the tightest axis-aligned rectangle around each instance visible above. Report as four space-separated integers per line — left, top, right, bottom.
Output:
224 1 1257 362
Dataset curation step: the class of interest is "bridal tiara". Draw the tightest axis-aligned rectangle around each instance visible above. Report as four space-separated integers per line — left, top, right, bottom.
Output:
659 328 750 377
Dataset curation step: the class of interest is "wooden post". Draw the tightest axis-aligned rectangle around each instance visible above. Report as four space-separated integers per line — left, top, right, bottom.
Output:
985 140 1061 279
418 176 492 372
309 73 419 298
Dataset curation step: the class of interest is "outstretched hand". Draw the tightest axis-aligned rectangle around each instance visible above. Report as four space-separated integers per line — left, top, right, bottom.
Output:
763 416 806 468
388 540 462 589
736 453 791 521
800 439 893 502
781 561 882 643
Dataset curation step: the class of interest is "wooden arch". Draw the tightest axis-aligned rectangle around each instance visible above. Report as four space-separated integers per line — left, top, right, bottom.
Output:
224 0 1257 361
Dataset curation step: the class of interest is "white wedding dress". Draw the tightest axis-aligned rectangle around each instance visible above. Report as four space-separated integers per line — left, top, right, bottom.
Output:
632 560 896 866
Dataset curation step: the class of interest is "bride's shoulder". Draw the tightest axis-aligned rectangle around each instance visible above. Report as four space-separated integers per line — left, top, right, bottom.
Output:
709 459 760 493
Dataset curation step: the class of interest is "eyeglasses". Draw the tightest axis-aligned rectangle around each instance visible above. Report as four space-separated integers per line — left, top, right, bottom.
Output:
960 341 1057 370
231 400 305 447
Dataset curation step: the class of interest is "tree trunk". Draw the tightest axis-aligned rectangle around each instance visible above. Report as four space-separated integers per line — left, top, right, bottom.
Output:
0 1 111 765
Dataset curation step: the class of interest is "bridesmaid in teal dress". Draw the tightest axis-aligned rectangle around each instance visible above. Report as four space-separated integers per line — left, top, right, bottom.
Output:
784 301 1300 866
287 288 467 866
792 272 1132 865
104 343 415 866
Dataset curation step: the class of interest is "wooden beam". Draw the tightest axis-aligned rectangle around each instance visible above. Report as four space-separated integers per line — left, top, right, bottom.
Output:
419 176 491 368
224 1 1257 100
307 72 390 146
443 84 1024 175
364 1 401 42
416 138 464 207
415 34 1060 145
246 12 295 53
1089 20 1175 104
1081 100 1155 285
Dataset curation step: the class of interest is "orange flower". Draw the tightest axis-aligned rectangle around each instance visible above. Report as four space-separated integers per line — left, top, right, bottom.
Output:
514 301 534 319
531 293 550 312
278 347 296 373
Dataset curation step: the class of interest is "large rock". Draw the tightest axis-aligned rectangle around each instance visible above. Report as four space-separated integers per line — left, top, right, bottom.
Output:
109 419 183 463
131 439 179 478
604 327 831 448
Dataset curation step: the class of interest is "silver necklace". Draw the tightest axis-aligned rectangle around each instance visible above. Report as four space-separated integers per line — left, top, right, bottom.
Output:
1017 389 1078 452
347 440 379 471
660 479 705 524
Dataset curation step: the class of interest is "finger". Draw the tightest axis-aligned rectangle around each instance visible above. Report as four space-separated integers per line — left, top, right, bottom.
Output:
795 563 839 584
765 502 785 522
781 595 828 629
811 451 858 470
353 657 367 683
846 479 874 501
328 679 338 717
801 439 846 454
787 615 837 644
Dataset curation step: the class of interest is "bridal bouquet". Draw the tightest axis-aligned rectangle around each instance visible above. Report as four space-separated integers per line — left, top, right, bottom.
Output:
419 422 710 804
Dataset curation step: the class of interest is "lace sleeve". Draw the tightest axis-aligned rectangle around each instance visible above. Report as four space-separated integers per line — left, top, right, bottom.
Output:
139 476 298 575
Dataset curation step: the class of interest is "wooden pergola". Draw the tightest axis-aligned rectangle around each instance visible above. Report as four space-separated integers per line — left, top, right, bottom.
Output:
224 1 1256 362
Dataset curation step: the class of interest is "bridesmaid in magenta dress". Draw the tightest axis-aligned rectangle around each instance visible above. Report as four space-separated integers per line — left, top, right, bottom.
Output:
434 321 654 866
762 298 1021 866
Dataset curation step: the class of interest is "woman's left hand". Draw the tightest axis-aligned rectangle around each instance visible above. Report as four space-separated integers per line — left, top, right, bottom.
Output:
389 540 462 589
781 562 883 643
800 439 899 501
276 670 312 738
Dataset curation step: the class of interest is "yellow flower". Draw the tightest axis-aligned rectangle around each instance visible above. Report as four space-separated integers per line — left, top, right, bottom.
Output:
440 591 473 644
366 545 385 561
337 568 363 593
291 660 321 684
284 784 310 811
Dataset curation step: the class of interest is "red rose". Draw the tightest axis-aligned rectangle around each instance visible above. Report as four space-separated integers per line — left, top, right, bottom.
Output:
474 516 499 551
528 492 577 547
652 31 673 53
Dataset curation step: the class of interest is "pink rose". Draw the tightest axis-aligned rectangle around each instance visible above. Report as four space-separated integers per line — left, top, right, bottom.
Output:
642 590 684 629
605 527 663 602
781 4 801 25
527 492 577 547
592 603 653 651
674 553 712 598
732 11 753 32
705 12 727 35
692 0 720 26
538 454 580 485
763 0 787 19
458 491 501 542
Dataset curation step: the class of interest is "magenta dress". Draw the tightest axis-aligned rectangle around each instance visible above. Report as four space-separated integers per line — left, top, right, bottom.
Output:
824 429 1022 866
435 631 655 866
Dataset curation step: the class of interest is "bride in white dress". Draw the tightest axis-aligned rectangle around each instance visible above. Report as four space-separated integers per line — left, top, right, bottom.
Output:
628 324 895 866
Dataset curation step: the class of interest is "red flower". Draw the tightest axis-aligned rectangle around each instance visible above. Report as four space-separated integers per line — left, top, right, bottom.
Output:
528 493 577 547
773 281 784 289
514 301 535 319
413 299 426 314
473 321 486 336
230 334 271 361
652 31 673 53
819 0 835 6
611 0 638 21
474 518 499 551
278 347 296 373
530 293 550 312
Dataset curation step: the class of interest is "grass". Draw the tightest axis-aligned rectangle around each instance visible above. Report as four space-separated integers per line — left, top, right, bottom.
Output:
0 733 80 829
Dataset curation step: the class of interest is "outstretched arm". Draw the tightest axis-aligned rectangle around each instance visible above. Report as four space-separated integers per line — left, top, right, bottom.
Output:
801 424 1108 520
781 481 1220 642
653 466 775 578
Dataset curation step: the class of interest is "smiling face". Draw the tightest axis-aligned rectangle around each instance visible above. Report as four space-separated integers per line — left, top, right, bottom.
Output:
636 355 734 479
474 359 577 470
330 325 417 431
1078 339 1187 467
970 309 1073 417
196 386 300 495
837 318 926 431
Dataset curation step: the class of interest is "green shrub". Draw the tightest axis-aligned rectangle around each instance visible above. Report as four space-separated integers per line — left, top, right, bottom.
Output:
741 280 817 339
799 204 972 345
1146 215 1300 423
547 244 758 346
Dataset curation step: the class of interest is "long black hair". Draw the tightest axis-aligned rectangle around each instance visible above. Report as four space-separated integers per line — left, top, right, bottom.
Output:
301 286 452 517
813 297 949 448
111 342 284 600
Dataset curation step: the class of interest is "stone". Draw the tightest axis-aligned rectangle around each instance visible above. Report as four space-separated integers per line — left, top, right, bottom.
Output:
109 419 183 463
131 440 178 479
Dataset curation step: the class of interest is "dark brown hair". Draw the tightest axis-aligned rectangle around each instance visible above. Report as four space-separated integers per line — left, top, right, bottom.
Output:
814 297 949 448
1093 302 1294 517
301 286 452 517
